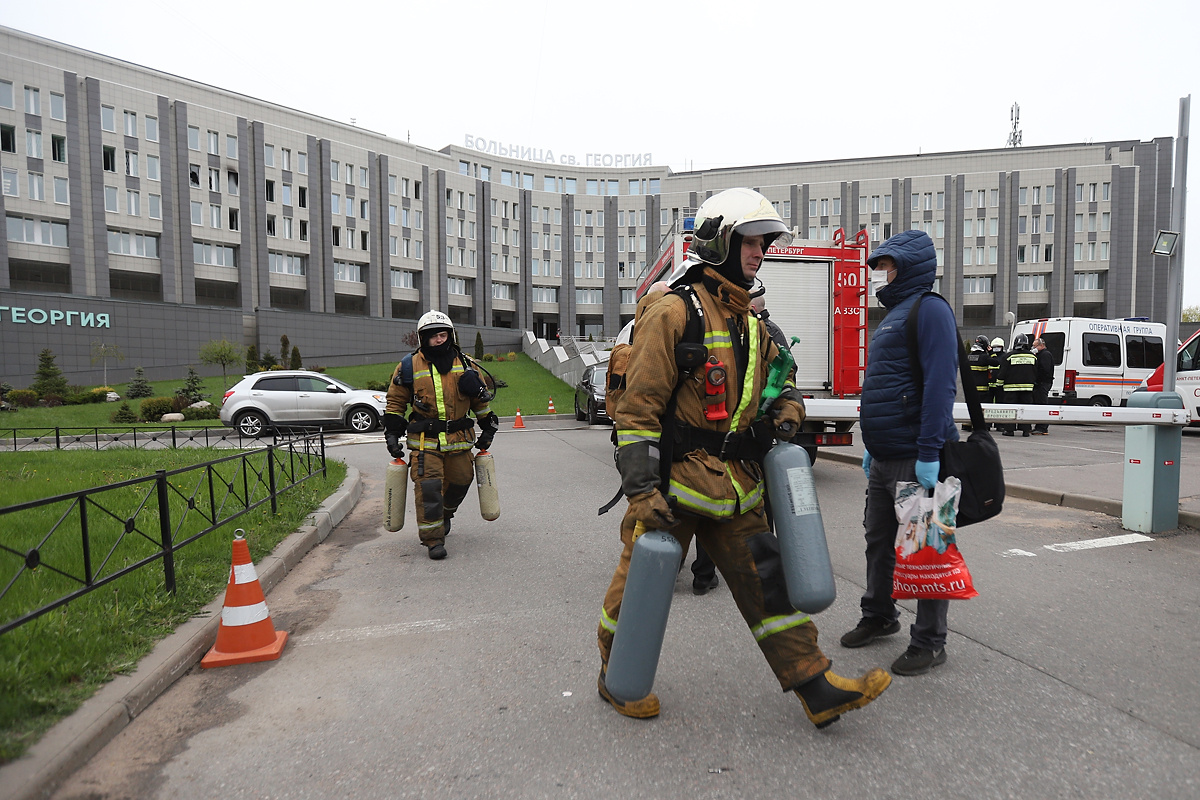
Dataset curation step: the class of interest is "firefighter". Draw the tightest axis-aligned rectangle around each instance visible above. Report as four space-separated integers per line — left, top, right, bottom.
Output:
988 337 1007 405
965 335 996 431
997 333 1037 437
383 311 499 559
596 188 890 726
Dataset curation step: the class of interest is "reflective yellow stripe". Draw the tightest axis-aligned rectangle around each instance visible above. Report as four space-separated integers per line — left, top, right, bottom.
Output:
476 404 492 416
418 520 443 531
752 612 811 641
725 462 764 511
414 369 432 380
730 314 759 430
432 367 449 448
704 330 733 348
617 430 661 446
440 440 474 452
600 606 618 634
667 479 735 517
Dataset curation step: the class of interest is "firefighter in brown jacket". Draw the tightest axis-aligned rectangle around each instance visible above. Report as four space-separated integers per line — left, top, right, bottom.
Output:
384 311 499 560
596 189 891 727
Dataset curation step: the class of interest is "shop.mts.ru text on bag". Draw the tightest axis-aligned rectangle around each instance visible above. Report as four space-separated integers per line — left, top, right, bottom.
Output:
891 478 978 601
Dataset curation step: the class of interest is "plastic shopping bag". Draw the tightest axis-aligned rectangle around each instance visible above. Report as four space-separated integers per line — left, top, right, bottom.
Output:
891 477 978 600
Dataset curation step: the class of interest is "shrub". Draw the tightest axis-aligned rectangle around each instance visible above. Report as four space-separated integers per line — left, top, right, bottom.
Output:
171 395 191 413
365 380 388 391
260 352 278 369
181 404 221 420
140 396 175 420
474 331 484 360
482 353 494 362
41 394 64 407
507 352 517 361
8 389 38 408
110 402 138 424
245 345 260 374
307 365 326 373
126 366 154 399
494 355 506 362
290 345 302 369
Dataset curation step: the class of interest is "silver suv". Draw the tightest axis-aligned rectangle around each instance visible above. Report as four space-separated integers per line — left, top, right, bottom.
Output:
220 370 386 437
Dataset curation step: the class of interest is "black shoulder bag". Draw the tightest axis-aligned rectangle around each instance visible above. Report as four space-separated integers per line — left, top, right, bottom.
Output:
907 292 1005 526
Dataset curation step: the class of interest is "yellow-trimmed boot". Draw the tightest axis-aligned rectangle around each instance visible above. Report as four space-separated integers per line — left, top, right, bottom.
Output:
794 668 891 728
597 665 660 719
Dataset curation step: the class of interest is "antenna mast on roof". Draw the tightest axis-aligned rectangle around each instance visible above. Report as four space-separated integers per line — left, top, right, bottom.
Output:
1006 102 1023 148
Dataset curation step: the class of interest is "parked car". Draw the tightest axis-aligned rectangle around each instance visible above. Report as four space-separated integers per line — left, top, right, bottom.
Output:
574 363 610 425
220 370 387 437
1134 326 1200 426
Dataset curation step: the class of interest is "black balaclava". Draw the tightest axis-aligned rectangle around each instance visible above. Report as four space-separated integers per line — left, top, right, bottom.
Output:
713 231 753 289
419 327 456 375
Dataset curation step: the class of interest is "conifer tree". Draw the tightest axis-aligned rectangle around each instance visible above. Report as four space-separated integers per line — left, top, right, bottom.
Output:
126 366 154 399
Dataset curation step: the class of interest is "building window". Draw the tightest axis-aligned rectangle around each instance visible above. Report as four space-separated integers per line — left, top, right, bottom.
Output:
104 186 118 212
188 125 200 151
126 190 140 216
226 134 238 159
0 81 13 109
963 276 993 294
191 201 202 225
264 144 275 167
1101 212 1111 231
1102 182 1110 201
210 204 221 229
207 130 219 155
26 129 42 159
228 171 239 196
145 115 158 142
266 180 276 203
149 193 161 219
209 168 220 192
0 125 14 153
269 252 306 275
298 219 306 240
297 152 306 174
266 215 276 236
108 229 158 258
1075 272 1104 291
281 148 291 171
122 149 137 177
124 111 137 137
193 240 237 266
53 176 69 204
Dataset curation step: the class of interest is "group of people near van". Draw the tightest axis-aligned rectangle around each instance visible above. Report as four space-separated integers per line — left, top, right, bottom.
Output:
967 334 1054 436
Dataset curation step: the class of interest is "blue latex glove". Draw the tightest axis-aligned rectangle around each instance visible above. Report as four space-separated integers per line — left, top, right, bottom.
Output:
915 459 940 490
862 450 872 479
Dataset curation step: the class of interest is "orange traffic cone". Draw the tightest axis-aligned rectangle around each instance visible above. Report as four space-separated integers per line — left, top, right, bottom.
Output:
513 408 526 429
548 396 556 414
202 529 288 668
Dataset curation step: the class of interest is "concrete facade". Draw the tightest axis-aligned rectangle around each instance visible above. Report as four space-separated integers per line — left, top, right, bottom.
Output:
0 26 1179 387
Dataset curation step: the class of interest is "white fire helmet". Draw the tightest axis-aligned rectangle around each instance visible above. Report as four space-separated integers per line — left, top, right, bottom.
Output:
687 188 794 268
417 310 455 345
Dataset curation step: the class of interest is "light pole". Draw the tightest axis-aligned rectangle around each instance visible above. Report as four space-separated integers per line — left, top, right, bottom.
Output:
1160 95 1189 391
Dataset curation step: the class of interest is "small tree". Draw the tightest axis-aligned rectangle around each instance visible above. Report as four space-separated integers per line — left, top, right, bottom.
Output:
90 340 125 387
31 348 69 398
110 401 138 424
474 331 484 360
126 366 154 399
290 345 302 369
176 366 206 404
280 334 291 366
1183 305 1200 323
260 352 278 369
199 338 245 390
246 345 260 373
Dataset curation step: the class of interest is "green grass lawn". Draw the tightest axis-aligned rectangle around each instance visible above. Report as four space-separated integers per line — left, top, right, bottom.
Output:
2 353 573 433
0 448 348 765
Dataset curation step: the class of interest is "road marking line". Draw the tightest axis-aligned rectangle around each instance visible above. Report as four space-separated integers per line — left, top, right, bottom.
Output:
1001 549 1038 557
1043 533 1153 552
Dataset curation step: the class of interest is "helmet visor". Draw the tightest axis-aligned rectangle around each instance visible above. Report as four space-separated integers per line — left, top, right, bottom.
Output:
738 219 793 251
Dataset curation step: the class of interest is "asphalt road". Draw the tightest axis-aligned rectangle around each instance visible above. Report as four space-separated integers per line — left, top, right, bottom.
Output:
36 421 1200 799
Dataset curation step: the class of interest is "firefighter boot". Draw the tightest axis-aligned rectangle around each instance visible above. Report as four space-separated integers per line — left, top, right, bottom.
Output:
794 668 891 729
597 664 660 719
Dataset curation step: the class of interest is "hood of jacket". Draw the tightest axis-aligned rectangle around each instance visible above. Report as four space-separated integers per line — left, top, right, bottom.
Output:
868 230 938 309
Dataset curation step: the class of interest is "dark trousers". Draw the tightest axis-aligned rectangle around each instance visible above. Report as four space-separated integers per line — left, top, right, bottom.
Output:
691 541 716 583
862 457 949 650
1001 390 1033 434
1032 383 1051 433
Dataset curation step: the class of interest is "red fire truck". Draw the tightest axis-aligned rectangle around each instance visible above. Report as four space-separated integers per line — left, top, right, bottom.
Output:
637 217 869 460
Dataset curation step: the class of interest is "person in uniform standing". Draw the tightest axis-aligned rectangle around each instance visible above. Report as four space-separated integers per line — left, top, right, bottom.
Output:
1031 336 1055 435
383 312 499 559
998 334 1038 437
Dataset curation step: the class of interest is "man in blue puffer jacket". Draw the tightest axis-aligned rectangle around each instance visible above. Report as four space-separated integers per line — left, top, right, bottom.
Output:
841 229 960 677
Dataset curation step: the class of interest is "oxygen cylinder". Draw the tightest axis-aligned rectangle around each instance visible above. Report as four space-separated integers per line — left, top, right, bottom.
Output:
604 521 682 703
475 450 500 521
383 458 407 532
762 442 836 614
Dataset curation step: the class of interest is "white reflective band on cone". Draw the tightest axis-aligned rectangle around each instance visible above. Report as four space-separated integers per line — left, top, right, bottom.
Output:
233 563 259 584
221 601 270 627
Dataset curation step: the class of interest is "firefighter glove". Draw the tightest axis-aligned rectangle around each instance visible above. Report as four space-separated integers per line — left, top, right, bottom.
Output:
615 440 661 498
383 413 407 460
385 433 404 460
769 390 806 439
627 491 678 530
476 411 499 451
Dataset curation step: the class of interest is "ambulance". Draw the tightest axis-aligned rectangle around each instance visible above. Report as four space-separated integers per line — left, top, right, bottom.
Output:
1010 316 1166 407
1134 327 1200 425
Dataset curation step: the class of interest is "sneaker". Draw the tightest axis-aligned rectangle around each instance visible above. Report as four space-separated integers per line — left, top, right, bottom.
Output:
428 543 447 560
1001 430 1015 437
1022 430 1031 437
839 617 901 648
891 646 947 676
692 574 719 595
794 668 892 728
597 665 660 719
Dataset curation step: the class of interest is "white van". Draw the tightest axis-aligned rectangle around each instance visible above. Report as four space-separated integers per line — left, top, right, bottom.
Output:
1010 317 1166 407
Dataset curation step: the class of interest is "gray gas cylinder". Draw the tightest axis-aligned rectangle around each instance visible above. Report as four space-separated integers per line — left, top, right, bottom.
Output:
763 442 836 614
603 522 683 703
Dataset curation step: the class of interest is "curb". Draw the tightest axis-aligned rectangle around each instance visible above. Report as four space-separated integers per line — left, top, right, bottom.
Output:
0 467 363 800
817 449 1198 529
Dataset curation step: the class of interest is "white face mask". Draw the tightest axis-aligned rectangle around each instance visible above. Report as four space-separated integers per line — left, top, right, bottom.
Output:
870 268 891 294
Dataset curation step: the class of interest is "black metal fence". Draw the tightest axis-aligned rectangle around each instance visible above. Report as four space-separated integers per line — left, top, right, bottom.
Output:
0 431 326 635
0 425 281 452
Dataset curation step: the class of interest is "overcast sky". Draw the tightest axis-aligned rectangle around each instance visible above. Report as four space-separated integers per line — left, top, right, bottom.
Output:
6 0 1200 308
